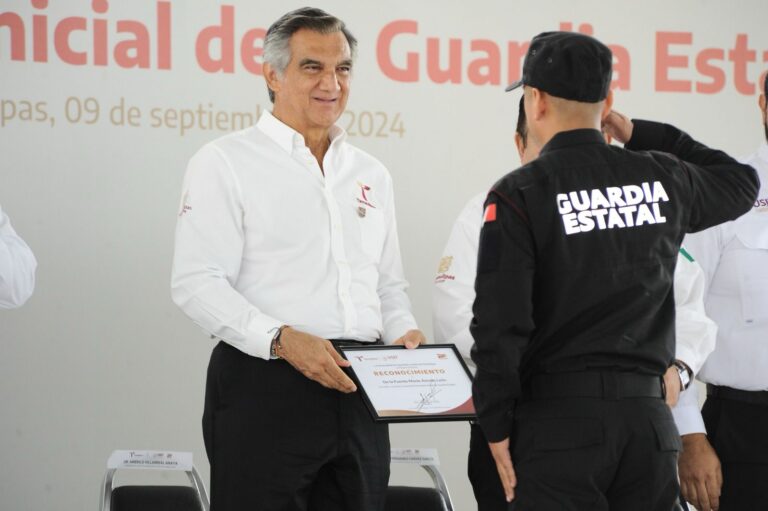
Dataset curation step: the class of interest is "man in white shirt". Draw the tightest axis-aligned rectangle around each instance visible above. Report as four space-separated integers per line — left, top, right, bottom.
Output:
0 203 36 309
676 75 768 511
171 8 424 510
433 99 717 510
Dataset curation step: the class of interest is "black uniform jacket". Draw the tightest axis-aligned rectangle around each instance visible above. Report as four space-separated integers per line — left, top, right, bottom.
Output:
470 120 760 442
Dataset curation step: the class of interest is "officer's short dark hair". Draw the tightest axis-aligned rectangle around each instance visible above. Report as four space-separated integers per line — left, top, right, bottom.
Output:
516 97 528 148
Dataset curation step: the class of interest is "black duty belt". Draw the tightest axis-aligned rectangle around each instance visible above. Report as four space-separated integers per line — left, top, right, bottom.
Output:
528 371 664 400
707 384 768 407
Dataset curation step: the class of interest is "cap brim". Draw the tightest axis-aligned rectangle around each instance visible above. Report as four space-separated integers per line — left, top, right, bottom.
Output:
505 80 524 92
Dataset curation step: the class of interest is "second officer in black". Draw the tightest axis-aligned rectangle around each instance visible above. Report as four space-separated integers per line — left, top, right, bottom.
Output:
470 31 759 511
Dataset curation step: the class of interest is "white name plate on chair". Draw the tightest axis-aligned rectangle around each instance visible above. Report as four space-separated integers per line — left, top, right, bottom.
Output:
107 450 193 471
390 448 440 466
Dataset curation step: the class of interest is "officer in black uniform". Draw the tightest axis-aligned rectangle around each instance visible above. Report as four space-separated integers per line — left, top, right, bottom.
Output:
470 31 759 511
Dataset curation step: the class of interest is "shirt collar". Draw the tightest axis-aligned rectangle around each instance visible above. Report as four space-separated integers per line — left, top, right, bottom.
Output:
256 110 347 155
539 129 606 155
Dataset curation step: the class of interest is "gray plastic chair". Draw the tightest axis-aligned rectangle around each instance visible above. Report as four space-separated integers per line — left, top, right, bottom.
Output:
100 450 209 511
386 448 454 511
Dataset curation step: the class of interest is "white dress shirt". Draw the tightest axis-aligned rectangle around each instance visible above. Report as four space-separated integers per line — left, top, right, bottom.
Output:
675 143 768 434
0 203 36 309
432 192 717 378
172 111 417 360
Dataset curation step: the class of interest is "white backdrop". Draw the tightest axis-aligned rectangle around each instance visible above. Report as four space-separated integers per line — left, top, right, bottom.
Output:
1 1 767 509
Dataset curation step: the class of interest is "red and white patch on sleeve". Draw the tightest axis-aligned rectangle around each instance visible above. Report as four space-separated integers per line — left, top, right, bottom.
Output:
483 203 497 223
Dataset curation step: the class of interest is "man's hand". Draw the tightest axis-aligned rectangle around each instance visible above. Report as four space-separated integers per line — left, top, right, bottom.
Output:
488 437 517 503
663 365 682 408
601 110 634 143
393 329 426 349
679 433 722 511
277 327 357 393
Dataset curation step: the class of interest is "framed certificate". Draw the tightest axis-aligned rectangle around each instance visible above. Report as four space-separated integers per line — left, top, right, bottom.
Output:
338 344 476 423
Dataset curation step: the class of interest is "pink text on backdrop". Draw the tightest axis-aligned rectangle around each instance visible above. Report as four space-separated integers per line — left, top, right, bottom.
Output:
1 2 767 94
377 21 631 90
0 0 171 69
656 32 768 94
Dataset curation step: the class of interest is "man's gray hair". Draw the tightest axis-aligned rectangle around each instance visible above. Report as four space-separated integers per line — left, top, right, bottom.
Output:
263 7 358 103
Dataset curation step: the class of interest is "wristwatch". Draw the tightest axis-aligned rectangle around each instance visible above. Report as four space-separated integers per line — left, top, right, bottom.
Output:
270 325 288 359
673 360 692 390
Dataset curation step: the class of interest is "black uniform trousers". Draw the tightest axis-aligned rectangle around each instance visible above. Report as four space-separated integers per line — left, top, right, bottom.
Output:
702 386 768 510
468 422 508 510
202 341 390 511
479 372 681 511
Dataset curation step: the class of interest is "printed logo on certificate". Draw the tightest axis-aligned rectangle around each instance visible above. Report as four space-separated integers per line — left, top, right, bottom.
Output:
338 344 476 422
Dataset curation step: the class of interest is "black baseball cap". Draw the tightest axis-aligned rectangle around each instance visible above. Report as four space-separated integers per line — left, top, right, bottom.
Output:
505 31 613 103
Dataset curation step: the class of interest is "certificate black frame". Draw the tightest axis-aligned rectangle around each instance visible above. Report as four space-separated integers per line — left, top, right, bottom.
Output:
338 344 476 423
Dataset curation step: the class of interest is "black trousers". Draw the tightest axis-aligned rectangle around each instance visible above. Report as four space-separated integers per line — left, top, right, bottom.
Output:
509 396 680 510
476 372 681 511
702 391 768 510
202 341 390 511
468 422 508 511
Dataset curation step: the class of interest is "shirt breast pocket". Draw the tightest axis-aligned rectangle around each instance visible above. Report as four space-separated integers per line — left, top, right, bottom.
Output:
357 207 386 262
734 213 768 324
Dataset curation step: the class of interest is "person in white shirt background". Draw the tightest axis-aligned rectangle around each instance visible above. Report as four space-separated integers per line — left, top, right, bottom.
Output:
676 73 768 511
433 98 717 510
171 8 425 511
0 202 36 310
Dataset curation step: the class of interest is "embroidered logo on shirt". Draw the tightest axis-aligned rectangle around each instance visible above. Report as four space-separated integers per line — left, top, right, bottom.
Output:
557 181 669 235
178 193 192 217
356 181 376 209
357 206 367 218
437 256 453 273
434 256 455 284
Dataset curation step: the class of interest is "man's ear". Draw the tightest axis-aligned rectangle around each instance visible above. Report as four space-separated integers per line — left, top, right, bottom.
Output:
514 132 525 161
528 87 546 121
264 62 281 98
601 90 614 121
759 93 767 124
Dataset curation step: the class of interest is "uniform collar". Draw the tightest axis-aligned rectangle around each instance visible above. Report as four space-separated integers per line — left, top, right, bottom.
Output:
540 129 606 155
256 110 347 155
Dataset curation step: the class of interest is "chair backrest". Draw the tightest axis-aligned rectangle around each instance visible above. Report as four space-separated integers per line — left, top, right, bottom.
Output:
388 448 453 511
386 485 446 511
109 485 203 511
100 450 209 511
